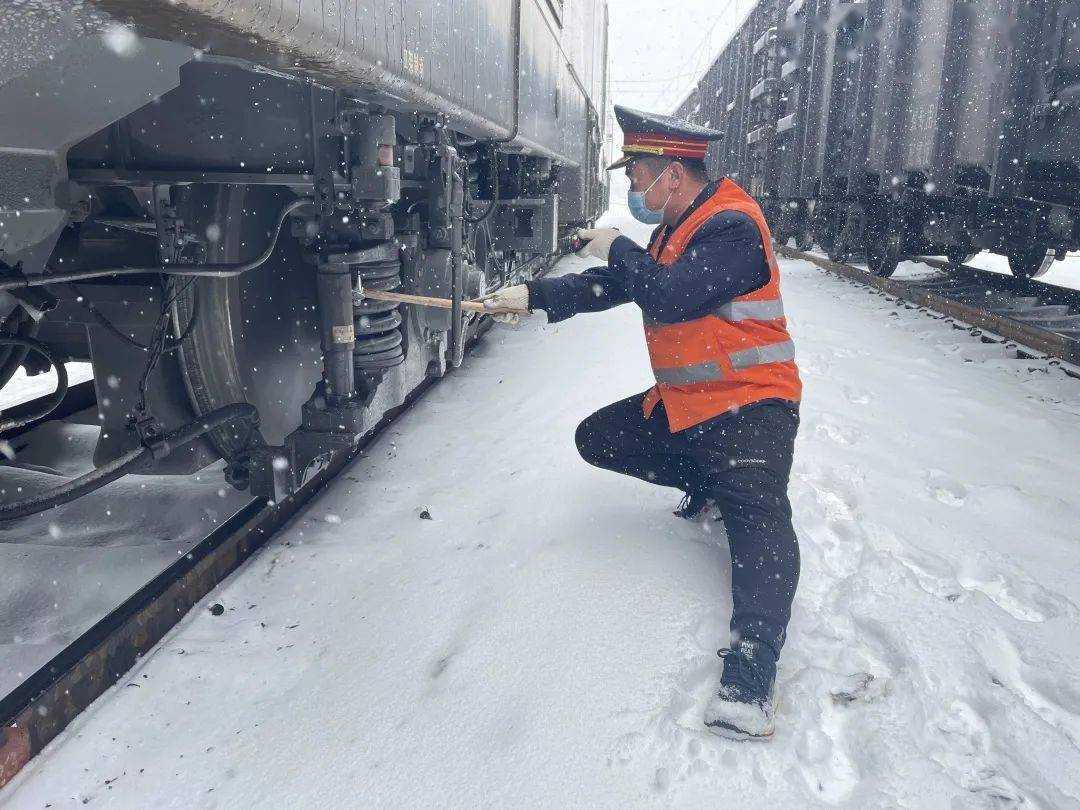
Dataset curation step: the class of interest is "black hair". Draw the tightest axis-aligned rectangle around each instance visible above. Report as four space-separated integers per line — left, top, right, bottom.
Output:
632 155 711 183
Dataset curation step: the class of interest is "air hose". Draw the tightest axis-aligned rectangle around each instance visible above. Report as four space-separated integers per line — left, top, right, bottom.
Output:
0 403 258 522
0 336 69 433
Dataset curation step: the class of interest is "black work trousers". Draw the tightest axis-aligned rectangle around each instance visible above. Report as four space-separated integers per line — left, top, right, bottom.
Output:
575 393 800 659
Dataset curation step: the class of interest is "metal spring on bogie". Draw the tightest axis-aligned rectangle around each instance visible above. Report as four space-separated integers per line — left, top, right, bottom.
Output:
353 256 406 370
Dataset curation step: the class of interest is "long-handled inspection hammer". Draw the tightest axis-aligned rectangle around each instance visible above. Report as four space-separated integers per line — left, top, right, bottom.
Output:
360 289 530 316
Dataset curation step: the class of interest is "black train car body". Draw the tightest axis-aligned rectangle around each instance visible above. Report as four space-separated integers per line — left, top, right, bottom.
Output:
675 0 1080 279
0 1 610 500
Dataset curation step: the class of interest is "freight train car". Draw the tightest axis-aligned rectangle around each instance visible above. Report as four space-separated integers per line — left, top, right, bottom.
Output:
675 0 1079 279
0 0 610 515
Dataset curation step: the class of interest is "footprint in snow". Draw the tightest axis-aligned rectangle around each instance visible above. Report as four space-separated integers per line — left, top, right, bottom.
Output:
925 469 968 507
830 672 885 705
605 611 731 787
793 724 860 804
842 385 872 405
812 419 861 446
876 534 1073 623
976 631 1080 749
927 699 1031 806
771 666 863 803
955 553 1075 623
796 469 860 523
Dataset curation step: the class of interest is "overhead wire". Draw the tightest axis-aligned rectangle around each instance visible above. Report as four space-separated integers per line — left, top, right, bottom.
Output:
629 0 744 113
657 3 735 111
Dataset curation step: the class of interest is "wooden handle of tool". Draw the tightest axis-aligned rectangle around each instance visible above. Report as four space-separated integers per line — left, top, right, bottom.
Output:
361 289 529 315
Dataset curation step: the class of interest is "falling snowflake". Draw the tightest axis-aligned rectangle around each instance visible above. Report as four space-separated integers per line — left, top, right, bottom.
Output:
102 25 140 57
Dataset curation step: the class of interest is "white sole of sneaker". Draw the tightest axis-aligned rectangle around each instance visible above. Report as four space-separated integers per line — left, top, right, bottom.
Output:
704 720 774 741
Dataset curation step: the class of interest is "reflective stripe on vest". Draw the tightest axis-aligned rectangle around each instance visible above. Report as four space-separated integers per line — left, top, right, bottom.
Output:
654 339 796 384
643 298 786 327
653 360 724 386
728 339 797 370
719 299 785 321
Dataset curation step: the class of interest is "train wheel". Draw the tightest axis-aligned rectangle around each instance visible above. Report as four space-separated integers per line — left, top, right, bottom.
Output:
816 223 836 256
1006 244 1054 280
866 232 901 278
826 241 849 264
866 248 898 278
173 185 324 457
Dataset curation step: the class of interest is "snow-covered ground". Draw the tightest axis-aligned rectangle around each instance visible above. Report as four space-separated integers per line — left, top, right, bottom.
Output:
0 363 93 411
3 204 1080 808
0 418 253 697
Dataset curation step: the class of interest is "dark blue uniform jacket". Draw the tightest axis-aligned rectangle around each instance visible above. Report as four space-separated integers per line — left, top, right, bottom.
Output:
526 181 770 325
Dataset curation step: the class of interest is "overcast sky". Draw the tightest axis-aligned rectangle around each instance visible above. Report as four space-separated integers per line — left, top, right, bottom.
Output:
606 0 754 114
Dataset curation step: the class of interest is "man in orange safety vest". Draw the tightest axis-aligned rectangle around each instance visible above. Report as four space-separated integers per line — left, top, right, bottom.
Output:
481 105 802 740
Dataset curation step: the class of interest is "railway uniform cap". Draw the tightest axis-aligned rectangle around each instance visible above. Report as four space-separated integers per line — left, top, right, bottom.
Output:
607 105 722 170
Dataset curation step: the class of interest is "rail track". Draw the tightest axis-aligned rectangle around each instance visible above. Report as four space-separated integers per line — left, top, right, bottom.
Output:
0 256 555 788
778 246 1080 376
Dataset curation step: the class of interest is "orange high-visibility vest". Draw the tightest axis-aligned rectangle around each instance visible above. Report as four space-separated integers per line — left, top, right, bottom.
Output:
642 178 801 432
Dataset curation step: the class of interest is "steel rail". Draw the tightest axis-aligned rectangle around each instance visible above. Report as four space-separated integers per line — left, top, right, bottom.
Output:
776 246 1080 372
916 257 1080 312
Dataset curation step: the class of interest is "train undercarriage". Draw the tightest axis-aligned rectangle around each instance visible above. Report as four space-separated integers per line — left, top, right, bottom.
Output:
0 49 587 514
770 179 1080 281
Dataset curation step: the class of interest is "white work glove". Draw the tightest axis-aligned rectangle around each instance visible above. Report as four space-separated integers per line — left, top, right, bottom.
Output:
575 227 622 262
477 284 530 325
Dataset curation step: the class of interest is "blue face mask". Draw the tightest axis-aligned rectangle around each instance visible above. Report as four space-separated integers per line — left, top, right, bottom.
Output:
627 164 674 224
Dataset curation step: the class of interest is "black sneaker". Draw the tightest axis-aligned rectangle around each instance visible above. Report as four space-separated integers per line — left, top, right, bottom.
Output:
673 491 719 522
704 639 778 740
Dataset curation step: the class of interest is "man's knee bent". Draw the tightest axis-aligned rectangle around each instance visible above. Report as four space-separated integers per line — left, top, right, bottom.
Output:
575 413 610 469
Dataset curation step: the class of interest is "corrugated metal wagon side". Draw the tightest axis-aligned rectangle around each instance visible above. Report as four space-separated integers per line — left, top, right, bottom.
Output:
672 0 1080 280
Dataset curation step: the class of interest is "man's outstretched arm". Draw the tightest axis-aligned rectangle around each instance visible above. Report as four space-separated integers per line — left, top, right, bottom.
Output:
524 265 632 324
480 227 661 324
480 213 769 325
